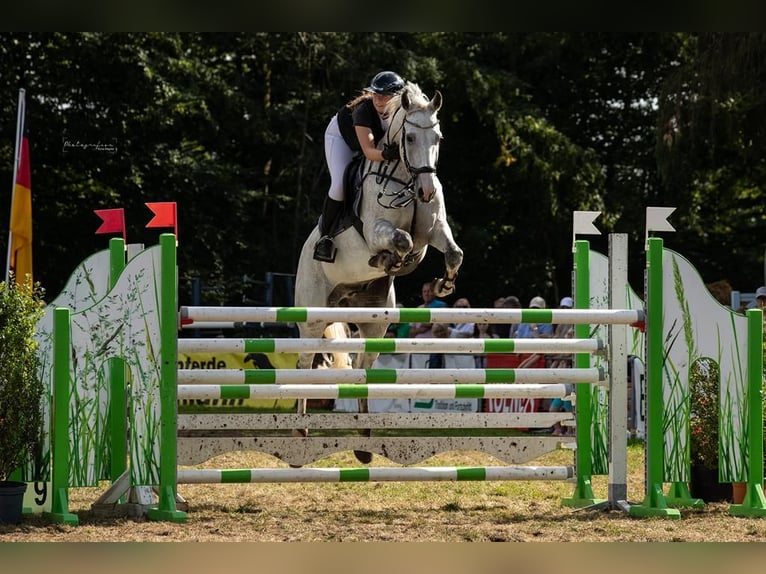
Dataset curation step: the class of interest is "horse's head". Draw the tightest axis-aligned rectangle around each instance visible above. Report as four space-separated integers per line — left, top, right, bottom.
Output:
386 83 443 203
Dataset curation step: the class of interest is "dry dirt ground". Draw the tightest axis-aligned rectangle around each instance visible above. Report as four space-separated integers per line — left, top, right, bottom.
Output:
3 447 766 543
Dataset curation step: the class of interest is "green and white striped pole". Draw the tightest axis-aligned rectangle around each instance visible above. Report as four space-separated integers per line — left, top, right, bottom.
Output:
178 337 603 355
180 306 642 326
177 466 574 484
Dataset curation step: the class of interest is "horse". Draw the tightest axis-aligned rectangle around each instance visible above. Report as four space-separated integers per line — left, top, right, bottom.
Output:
294 81 463 463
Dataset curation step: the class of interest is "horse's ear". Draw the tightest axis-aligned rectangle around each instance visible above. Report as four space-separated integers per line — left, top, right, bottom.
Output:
431 90 442 112
401 90 411 111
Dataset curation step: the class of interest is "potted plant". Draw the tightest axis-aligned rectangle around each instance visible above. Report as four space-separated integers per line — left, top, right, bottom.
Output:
0 278 45 524
688 358 731 502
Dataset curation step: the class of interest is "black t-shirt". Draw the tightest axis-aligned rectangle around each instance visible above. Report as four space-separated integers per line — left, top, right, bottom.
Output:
337 98 386 152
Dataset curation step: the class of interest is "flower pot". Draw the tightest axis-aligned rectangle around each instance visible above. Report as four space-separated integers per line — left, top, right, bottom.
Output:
732 482 747 504
732 481 766 504
0 481 27 525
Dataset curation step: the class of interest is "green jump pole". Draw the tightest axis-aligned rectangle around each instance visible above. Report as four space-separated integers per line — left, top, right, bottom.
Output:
108 238 127 500
629 237 680 518
46 307 78 525
730 308 766 517
146 233 186 523
562 240 603 507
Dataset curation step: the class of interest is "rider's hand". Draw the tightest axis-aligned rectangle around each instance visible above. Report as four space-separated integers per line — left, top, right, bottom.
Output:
381 144 400 162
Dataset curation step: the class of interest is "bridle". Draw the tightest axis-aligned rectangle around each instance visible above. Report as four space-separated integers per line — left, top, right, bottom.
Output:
400 114 440 177
369 106 441 209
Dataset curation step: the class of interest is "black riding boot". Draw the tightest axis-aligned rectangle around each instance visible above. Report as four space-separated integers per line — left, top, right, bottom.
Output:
313 197 344 263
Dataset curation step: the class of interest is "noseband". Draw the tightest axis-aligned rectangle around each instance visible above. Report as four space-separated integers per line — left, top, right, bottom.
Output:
400 115 440 177
370 105 441 209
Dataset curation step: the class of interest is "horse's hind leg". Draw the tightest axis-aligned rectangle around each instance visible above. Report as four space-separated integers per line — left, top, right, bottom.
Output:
353 321 389 464
293 321 328 441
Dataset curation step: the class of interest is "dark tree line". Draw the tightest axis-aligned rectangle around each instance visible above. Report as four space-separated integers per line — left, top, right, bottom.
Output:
1 33 764 309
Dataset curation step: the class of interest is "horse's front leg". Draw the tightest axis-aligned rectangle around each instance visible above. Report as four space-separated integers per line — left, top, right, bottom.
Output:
367 219 413 273
428 216 463 297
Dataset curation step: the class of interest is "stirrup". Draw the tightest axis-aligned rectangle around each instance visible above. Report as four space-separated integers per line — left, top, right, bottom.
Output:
313 236 336 263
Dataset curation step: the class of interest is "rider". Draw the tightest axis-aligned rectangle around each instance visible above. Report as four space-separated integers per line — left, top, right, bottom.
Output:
313 70 406 262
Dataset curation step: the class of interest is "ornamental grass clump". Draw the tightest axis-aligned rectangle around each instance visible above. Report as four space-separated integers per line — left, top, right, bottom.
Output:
0 279 45 481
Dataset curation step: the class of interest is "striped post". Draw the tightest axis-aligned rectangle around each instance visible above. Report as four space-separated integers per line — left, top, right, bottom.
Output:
629 237 681 518
108 237 127 498
562 239 599 508
730 308 766 517
146 234 187 523
47 308 79 525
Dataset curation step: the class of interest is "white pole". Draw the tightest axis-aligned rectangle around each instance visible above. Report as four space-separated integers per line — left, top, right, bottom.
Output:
6 88 25 282
608 233 629 510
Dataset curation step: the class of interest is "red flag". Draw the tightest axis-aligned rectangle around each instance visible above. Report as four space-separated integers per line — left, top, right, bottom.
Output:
94 208 126 243
145 202 177 237
6 89 33 286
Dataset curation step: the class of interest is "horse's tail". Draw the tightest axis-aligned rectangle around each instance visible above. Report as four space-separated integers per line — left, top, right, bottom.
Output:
319 322 352 369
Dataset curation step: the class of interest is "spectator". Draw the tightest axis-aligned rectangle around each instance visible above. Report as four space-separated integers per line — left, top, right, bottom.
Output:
551 296 575 341
409 281 447 338
755 286 766 311
516 296 554 338
548 296 575 436
491 295 521 339
385 302 410 338
473 308 498 368
755 286 766 363
448 297 475 338
427 322 450 368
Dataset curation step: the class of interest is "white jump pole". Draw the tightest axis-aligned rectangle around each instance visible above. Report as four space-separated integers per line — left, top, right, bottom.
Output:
180 306 643 326
177 465 575 484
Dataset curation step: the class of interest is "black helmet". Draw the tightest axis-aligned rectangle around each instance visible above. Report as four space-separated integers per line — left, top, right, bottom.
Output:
367 71 405 96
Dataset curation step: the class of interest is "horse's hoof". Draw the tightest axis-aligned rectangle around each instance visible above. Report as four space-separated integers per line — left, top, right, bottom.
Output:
354 450 373 464
387 259 404 272
433 279 454 297
368 253 386 269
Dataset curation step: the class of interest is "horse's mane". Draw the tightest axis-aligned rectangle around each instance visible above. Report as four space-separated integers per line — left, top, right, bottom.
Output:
384 81 430 119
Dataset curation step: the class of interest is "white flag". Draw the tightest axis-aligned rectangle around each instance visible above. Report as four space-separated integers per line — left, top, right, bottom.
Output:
646 207 676 233
573 211 602 236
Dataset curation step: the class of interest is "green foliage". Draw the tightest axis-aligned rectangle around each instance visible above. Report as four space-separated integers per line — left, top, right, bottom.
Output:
0 279 45 481
1 33 765 309
689 358 720 470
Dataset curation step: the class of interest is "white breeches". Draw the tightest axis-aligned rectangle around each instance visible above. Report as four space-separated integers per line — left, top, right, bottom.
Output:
324 114 355 201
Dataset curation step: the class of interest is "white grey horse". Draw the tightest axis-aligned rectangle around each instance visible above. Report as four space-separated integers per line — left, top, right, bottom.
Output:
294 82 463 463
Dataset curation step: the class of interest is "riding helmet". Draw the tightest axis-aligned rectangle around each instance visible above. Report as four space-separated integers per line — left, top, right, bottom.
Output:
366 71 405 96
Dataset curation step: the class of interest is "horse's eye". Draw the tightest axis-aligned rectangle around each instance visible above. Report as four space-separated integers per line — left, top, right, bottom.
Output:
406 134 415 144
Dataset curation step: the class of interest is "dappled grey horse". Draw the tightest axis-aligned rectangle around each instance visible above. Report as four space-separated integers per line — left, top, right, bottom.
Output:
294 82 463 463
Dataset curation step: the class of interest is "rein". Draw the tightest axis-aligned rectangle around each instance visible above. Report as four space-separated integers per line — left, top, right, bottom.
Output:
368 106 440 210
